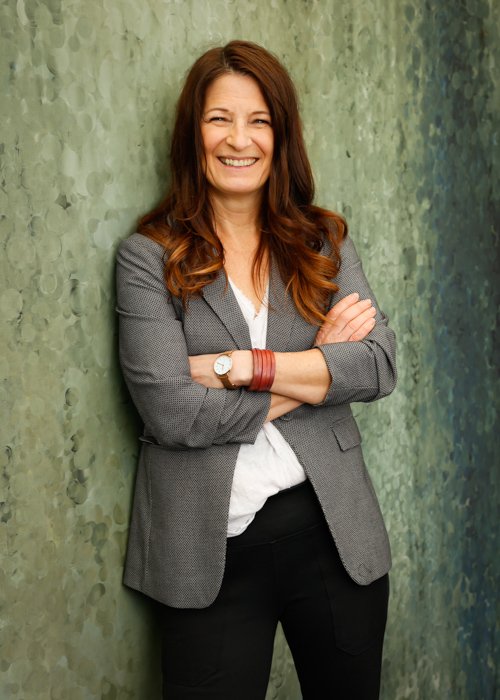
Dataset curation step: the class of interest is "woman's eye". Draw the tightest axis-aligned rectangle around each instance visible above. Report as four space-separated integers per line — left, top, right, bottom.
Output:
252 119 271 126
209 116 229 123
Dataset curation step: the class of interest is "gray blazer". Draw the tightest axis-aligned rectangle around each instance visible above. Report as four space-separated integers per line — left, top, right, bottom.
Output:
116 232 397 608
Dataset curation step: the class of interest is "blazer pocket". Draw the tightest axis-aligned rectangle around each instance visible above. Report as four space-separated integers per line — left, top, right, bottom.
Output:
331 416 362 451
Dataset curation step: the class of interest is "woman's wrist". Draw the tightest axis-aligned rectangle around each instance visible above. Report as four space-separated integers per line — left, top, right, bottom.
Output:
229 349 277 391
229 350 254 386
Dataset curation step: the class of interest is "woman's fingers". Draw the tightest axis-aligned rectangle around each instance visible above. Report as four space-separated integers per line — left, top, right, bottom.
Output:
348 316 376 341
316 293 361 344
324 292 360 322
337 298 373 330
343 304 376 335
316 295 376 344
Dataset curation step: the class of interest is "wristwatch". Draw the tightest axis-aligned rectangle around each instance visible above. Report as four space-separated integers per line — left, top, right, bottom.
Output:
213 351 237 389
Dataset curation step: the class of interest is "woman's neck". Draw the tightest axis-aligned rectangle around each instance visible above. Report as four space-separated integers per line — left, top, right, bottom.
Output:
208 191 268 307
209 191 262 250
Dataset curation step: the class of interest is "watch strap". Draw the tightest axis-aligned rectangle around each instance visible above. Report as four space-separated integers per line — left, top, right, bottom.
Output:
215 351 237 390
220 373 237 390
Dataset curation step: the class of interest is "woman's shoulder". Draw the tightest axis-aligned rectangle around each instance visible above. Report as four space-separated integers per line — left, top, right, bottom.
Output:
118 231 165 257
317 213 354 258
317 228 361 282
338 234 359 266
116 232 168 283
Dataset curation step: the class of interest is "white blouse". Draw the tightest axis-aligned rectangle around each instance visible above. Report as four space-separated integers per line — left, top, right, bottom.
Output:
227 279 306 537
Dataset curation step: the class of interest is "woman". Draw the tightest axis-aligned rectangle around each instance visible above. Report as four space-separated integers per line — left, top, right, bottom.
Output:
116 40 396 699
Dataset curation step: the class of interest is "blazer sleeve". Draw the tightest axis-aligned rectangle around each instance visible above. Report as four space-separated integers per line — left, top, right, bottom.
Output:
116 233 271 449
315 235 397 406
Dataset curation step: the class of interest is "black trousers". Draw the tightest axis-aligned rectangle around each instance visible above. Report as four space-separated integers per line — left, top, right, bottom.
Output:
160 480 389 699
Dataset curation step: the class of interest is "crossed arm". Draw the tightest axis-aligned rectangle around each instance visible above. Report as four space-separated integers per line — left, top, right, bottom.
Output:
117 233 396 449
189 292 378 421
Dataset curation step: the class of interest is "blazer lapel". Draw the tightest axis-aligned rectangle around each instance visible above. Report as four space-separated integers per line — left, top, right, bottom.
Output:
201 271 252 350
266 257 296 352
201 258 297 352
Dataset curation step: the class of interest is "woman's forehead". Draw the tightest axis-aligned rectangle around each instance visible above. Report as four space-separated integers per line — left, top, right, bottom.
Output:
204 73 269 112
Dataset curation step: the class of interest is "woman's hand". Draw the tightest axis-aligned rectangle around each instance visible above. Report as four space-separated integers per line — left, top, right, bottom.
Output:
189 353 222 388
314 293 376 345
189 350 253 389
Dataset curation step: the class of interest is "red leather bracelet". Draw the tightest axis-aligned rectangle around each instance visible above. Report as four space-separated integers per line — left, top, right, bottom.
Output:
249 348 263 391
258 349 272 391
262 349 276 392
249 348 276 392
259 349 276 392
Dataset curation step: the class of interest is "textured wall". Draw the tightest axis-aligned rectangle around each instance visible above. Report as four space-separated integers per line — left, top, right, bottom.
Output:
1 1 498 699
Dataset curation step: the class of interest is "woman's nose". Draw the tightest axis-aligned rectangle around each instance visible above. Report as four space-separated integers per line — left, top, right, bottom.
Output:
225 121 252 150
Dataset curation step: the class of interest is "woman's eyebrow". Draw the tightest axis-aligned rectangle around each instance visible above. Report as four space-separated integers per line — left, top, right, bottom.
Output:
203 108 271 116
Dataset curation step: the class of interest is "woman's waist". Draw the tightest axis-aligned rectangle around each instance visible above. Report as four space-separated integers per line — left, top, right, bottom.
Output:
227 479 325 549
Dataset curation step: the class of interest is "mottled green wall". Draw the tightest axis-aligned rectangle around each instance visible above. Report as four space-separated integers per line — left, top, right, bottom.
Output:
1 1 498 699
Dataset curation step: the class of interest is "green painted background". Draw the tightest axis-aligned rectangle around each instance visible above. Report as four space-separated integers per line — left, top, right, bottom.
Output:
1 1 498 698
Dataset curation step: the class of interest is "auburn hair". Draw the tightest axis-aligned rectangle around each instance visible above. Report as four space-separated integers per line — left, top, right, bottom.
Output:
138 40 347 324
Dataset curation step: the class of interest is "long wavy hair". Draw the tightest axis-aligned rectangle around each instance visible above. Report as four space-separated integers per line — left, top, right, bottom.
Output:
139 40 347 324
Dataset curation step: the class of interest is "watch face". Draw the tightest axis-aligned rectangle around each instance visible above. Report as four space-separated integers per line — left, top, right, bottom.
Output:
214 354 232 375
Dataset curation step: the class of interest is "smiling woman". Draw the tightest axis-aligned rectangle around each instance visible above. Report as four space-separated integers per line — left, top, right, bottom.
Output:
201 73 274 202
116 40 397 700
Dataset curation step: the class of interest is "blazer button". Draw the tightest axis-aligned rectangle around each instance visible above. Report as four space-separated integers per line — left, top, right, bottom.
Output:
280 412 293 421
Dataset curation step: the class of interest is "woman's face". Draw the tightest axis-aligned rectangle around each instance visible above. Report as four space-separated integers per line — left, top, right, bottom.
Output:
201 73 274 203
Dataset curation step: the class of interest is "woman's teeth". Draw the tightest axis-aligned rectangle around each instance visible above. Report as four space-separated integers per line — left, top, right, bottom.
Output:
219 157 257 167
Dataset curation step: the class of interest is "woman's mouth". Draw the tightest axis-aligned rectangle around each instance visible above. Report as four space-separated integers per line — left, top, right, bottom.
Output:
218 157 258 167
